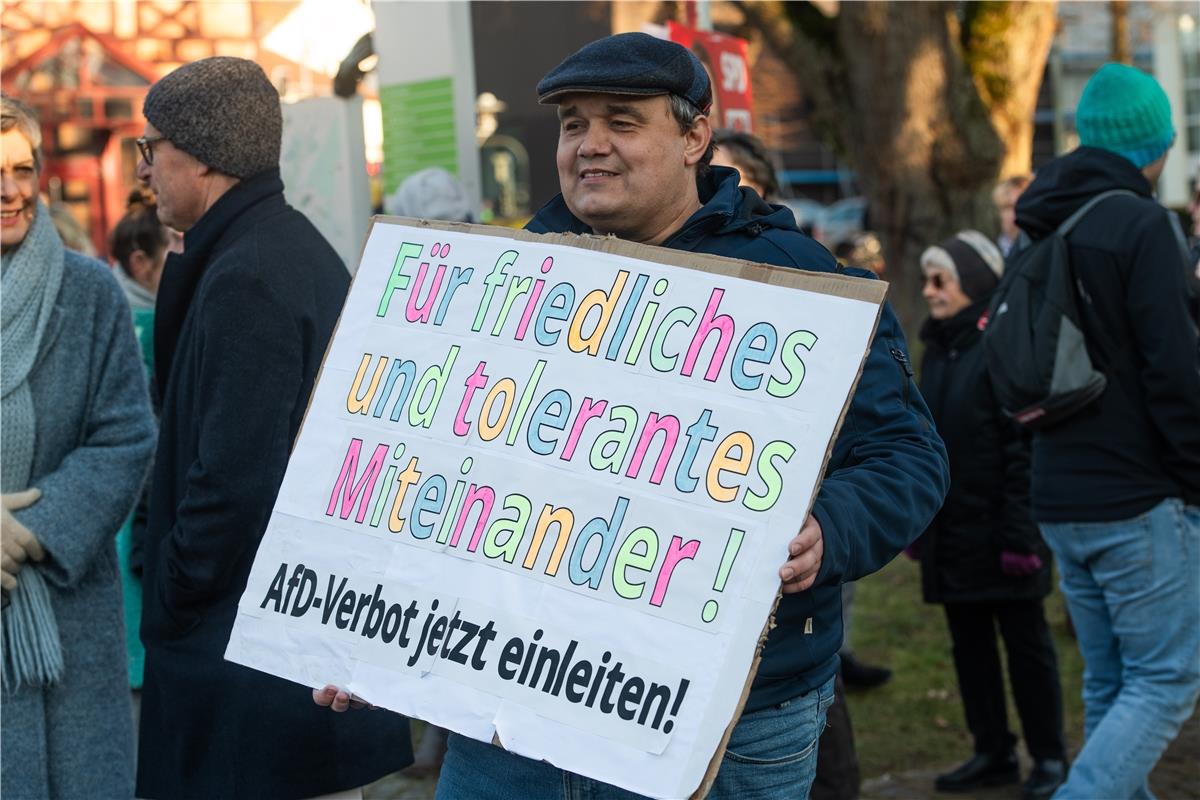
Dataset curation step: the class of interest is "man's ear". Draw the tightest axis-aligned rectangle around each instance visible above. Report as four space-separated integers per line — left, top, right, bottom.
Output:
683 115 713 167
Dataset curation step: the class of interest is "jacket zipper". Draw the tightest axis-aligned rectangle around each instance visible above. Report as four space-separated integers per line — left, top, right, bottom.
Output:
890 347 913 407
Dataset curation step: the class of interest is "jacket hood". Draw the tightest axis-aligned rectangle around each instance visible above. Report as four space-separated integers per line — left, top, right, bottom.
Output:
527 166 803 243
1016 147 1153 239
681 165 803 238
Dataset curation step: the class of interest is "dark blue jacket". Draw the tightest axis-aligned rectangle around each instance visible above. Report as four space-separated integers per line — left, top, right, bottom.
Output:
529 167 948 712
141 170 412 799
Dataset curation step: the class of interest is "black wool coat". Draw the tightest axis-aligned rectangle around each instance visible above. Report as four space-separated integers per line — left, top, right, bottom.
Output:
917 303 1051 604
138 171 412 800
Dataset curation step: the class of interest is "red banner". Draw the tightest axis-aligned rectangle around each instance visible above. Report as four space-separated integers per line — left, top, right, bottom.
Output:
667 21 754 133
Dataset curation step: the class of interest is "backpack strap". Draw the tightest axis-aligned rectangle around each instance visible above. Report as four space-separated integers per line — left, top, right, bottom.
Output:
1057 189 1139 237
1008 190 1139 255
1058 189 1140 374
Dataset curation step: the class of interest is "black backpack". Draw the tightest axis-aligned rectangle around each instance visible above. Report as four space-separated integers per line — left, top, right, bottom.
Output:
982 189 1136 429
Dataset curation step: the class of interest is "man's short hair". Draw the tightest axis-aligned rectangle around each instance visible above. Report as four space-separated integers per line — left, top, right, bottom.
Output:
1 94 43 174
667 94 715 173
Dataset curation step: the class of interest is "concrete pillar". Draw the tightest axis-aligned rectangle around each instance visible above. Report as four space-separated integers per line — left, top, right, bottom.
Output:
372 0 481 208
1152 5 1188 205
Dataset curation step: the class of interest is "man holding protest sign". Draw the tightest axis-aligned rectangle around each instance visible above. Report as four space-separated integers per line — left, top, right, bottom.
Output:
134 57 413 799
317 33 948 799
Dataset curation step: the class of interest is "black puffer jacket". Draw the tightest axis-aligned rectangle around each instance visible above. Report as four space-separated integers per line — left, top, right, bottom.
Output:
1016 147 1200 521
918 302 1051 603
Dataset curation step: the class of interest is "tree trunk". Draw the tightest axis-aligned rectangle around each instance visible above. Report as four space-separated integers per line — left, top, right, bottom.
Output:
736 0 1055 343
965 2 1058 178
1110 0 1131 64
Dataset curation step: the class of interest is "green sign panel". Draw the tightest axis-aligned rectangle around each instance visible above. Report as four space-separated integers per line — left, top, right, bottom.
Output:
380 76 458 194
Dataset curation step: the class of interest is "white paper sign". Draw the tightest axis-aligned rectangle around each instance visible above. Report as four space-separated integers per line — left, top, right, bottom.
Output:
228 219 884 799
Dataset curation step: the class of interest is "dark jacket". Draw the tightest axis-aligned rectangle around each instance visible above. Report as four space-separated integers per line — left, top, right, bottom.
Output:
1016 147 1200 522
528 167 949 713
139 171 412 799
918 302 1050 603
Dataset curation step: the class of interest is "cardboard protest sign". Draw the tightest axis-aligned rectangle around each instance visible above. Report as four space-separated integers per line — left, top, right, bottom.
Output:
226 219 886 799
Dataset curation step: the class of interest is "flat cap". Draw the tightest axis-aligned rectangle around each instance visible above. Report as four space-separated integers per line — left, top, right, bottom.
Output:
143 57 281 179
537 32 712 112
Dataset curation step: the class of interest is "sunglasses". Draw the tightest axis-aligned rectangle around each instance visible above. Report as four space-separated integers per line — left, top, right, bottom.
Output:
923 273 947 290
136 135 168 166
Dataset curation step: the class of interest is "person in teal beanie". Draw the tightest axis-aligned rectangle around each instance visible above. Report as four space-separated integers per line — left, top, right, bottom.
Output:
1016 63 1200 800
1075 62 1175 169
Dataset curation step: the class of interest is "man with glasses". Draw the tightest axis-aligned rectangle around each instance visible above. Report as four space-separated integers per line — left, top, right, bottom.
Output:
134 56 413 800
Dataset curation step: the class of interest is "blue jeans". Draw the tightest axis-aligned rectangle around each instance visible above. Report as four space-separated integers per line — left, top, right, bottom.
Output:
435 675 836 800
1039 498 1200 800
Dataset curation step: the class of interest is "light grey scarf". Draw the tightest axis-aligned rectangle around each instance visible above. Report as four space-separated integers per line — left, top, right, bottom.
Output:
1 199 66 690
114 264 155 312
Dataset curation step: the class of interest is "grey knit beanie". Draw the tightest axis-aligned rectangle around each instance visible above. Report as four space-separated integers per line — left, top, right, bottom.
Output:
143 57 281 179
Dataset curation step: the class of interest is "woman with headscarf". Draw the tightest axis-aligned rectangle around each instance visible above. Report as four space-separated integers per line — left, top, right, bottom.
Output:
1 94 156 797
917 231 1066 800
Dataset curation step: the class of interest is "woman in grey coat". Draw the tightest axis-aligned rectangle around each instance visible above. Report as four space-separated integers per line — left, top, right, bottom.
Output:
1 94 156 798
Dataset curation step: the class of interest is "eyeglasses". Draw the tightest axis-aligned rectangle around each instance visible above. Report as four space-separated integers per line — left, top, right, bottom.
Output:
923 273 947 290
136 135 167 166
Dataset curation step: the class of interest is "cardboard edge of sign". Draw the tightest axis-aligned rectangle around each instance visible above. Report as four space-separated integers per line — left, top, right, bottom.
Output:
294 216 889 800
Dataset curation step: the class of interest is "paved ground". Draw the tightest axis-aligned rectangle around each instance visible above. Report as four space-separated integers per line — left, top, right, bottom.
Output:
367 712 1200 799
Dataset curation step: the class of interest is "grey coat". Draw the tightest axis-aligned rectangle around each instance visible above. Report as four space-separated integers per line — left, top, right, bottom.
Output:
1 251 156 799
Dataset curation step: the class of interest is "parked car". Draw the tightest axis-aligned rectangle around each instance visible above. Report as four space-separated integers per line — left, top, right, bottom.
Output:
813 196 868 249
779 198 826 237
